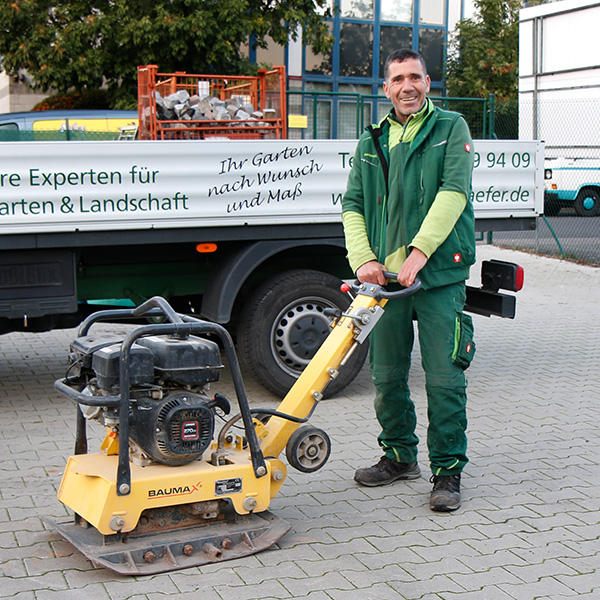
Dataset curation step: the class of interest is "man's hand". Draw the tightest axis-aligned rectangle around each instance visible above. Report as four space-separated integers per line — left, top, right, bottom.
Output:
398 248 428 287
356 260 388 285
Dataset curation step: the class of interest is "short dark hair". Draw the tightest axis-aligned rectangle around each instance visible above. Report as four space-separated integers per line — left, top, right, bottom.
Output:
383 48 428 80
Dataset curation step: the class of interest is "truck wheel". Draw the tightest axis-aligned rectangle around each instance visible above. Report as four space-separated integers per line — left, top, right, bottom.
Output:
237 269 368 398
574 188 600 217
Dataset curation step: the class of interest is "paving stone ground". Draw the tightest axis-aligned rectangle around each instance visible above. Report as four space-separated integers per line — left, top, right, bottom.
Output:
0 244 599 600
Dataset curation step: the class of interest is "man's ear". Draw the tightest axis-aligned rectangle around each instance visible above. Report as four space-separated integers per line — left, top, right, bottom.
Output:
383 80 391 99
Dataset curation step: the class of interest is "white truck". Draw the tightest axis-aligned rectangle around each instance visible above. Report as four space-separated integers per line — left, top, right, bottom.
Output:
542 156 600 217
519 0 600 216
0 137 543 396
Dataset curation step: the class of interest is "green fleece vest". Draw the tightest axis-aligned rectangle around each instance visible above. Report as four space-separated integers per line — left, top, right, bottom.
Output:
342 102 476 289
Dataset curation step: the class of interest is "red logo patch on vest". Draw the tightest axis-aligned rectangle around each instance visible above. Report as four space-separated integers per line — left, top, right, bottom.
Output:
466 343 472 355
453 253 462 263
465 143 471 153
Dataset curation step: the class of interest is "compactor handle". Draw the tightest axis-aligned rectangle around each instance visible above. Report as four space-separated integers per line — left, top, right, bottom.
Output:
381 270 399 280
347 273 421 300
132 295 183 323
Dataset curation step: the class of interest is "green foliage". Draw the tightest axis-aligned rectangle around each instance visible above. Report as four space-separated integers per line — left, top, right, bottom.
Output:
0 0 333 108
32 89 110 111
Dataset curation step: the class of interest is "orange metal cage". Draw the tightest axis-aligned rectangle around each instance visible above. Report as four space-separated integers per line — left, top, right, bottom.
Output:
137 65 287 141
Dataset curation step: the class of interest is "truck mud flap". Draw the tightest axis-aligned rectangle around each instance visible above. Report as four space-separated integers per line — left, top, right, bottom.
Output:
0 249 76 319
43 510 290 575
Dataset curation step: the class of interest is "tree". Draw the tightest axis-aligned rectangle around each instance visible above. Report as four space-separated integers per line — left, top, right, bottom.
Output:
0 0 333 108
445 0 547 137
445 0 550 100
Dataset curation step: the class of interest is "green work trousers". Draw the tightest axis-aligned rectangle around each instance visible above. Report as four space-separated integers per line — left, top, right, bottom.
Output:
368 281 472 476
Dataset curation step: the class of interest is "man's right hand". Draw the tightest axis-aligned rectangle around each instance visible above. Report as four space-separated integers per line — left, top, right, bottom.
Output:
356 260 388 285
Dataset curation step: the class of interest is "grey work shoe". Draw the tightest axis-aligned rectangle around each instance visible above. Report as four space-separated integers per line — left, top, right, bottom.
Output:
354 456 420 487
430 474 461 511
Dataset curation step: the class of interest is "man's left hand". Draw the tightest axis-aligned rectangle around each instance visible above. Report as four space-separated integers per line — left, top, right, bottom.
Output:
398 248 428 287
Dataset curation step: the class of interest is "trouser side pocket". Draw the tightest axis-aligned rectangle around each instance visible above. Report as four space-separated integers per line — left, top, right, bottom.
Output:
452 311 475 370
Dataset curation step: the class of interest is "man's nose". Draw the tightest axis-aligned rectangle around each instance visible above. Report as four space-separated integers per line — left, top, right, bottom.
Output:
400 79 413 91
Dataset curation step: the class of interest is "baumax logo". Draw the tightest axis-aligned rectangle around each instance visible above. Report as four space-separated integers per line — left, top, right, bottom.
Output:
148 481 202 499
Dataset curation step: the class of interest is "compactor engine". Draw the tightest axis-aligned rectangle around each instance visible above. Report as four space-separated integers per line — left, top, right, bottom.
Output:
69 332 229 467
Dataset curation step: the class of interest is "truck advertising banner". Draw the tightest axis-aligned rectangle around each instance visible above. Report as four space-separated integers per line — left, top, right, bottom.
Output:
0 138 544 234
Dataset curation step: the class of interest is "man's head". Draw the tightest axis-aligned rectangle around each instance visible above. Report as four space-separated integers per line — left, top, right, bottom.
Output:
383 48 430 124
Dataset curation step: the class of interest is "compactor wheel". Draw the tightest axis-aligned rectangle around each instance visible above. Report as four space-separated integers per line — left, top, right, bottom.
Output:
285 425 331 473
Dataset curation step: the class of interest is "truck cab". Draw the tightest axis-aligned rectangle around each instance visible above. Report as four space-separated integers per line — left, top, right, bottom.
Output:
544 156 600 217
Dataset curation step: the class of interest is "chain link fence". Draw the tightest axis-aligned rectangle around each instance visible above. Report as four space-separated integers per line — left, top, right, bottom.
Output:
4 94 598 266
489 97 600 266
287 92 600 266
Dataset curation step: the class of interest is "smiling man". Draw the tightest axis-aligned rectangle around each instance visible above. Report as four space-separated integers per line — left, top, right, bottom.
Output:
384 51 430 127
341 48 476 512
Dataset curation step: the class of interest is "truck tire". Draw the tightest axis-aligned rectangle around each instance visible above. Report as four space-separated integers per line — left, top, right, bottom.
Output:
574 188 600 217
237 269 368 398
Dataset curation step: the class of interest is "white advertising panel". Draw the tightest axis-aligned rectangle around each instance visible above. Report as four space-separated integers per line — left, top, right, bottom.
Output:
471 139 544 218
0 138 543 234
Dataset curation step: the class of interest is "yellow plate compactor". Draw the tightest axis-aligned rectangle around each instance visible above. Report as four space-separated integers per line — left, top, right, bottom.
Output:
47 277 420 574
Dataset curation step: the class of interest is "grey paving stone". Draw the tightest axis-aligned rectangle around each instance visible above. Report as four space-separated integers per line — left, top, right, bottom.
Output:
0 246 599 599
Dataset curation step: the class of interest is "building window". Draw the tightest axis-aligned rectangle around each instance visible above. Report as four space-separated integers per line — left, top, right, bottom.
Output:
302 0 446 94
380 0 413 23
254 37 286 68
419 0 445 25
341 0 373 19
305 22 333 76
379 26 413 78
419 28 444 82
340 23 374 77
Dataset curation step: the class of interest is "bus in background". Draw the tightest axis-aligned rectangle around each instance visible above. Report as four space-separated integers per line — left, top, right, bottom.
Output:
0 110 138 141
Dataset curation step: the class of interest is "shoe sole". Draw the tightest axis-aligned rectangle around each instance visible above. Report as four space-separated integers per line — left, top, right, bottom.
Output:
430 496 461 511
354 470 421 487
430 502 461 512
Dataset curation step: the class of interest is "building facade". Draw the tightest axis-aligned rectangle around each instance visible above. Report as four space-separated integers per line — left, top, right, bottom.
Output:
253 0 473 93
0 0 474 115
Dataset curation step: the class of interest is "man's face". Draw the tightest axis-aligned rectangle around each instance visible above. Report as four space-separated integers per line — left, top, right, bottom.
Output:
383 58 431 124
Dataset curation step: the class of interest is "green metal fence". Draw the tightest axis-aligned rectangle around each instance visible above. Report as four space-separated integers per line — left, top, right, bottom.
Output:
287 90 490 140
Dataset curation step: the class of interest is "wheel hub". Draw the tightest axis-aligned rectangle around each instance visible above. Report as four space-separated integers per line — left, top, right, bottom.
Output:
303 441 320 458
288 316 329 357
583 195 596 211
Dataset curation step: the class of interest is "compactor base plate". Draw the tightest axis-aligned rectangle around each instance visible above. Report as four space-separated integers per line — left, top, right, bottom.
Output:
44 510 290 575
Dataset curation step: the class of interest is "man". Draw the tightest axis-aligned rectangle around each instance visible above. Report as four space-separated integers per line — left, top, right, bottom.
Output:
341 48 476 511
